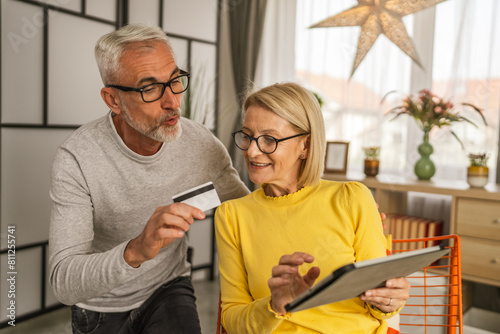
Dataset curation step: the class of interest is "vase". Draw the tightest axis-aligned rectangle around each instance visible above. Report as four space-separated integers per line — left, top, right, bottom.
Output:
364 159 379 177
467 166 489 187
414 132 435 180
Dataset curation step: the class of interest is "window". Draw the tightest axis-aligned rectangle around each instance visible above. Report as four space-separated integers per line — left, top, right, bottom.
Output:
295 0 499 181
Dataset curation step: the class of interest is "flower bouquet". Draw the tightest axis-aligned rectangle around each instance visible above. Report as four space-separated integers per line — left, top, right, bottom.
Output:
384 89 487 180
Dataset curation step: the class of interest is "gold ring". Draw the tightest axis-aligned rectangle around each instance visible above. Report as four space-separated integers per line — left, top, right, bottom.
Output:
386 298 392 307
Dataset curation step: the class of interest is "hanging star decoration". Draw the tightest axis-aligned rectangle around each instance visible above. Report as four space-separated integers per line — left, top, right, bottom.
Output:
310 0 447 78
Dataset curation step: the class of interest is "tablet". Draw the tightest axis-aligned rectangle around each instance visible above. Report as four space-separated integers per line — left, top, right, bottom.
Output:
285 245 449 312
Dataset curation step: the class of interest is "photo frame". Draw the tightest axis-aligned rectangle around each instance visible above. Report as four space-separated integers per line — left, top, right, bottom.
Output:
325 141 349 174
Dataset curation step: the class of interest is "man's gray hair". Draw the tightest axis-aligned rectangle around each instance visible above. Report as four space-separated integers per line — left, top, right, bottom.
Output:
95 24 173 85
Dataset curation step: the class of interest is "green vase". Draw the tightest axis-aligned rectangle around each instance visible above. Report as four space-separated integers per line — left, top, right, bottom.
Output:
414 132 435 180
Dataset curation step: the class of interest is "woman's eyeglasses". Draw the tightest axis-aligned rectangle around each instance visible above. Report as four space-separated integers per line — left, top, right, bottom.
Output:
232 130 308 154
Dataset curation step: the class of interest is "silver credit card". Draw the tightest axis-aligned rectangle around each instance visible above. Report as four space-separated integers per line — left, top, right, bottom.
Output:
172 181 221 212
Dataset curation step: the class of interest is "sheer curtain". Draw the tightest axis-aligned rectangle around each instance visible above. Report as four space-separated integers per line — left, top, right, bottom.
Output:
225 0 268 187
430 0 499 182
294 0 500 181
255 0 297 87
295 0 412 175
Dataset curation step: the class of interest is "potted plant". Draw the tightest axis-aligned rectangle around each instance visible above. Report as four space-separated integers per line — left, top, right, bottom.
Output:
467 153 489 187
363 146 380 177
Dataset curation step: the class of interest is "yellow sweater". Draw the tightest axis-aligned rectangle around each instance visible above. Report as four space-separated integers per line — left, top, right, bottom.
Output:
215 180 398 334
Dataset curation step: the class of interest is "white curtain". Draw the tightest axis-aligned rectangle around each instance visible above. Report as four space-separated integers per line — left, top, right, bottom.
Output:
294 0 500 182
255 0 297 87
430 0 499 182
294 0 412 175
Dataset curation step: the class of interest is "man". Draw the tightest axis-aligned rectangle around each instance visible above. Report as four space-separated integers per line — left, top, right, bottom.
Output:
48 24 248 333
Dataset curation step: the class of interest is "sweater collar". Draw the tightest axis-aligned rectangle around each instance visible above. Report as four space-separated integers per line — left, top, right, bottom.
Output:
107 111 166 163
254 182 320 208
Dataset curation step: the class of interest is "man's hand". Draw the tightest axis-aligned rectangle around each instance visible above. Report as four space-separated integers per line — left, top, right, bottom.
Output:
268 252 320 315
124 203 205 268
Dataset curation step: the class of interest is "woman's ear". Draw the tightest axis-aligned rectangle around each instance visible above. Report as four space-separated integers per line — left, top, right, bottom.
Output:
301 134 311 158
101 87 121 115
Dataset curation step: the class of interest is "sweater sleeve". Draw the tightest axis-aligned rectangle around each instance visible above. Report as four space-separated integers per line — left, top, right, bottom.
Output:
215 202 285 333
208 133 249 202
343 182 404 321
48 148 146 306
343 182 387 262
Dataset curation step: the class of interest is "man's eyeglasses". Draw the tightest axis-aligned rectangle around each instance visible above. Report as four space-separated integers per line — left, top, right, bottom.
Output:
232 130 309 154
106 70 190 103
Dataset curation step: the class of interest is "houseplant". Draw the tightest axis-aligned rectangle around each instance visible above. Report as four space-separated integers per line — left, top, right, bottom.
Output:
385 89 487 180
467 153 489 187
363 146 380 177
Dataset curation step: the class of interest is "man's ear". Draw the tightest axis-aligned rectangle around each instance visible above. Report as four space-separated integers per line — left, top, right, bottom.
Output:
101 87 121 114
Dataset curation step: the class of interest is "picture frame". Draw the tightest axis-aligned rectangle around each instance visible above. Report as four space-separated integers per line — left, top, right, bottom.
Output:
325 141 349 174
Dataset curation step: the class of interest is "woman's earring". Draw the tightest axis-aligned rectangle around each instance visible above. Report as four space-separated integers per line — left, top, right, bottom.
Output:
300 154 305 159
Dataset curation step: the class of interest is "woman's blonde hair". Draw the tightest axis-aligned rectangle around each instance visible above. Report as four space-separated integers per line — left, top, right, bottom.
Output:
243 82 326 187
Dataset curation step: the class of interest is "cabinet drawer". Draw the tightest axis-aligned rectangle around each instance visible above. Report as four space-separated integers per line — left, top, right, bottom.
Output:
461 236 500 282
456 198 500 240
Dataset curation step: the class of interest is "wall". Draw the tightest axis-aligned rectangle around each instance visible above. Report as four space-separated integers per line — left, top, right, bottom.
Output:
0 0 220 324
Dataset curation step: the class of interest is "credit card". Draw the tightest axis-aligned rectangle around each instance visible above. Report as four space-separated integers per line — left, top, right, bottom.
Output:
172 181 221 212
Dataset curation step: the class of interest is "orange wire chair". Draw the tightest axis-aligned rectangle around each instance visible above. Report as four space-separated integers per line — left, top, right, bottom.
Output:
216 291 227 334
391 234 463 334
217 235 463 334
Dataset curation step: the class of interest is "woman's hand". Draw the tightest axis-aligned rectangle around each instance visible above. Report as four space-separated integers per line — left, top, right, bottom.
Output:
359 277 411 313
268 252 320 315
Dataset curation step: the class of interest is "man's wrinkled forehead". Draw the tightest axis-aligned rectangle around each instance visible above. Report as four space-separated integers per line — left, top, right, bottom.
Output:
123 41 165 57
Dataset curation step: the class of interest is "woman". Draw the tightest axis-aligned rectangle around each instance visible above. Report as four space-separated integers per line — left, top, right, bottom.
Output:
215 82 409 333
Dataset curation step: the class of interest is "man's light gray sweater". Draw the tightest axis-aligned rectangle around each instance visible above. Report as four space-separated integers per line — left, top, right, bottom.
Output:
49 112 248 312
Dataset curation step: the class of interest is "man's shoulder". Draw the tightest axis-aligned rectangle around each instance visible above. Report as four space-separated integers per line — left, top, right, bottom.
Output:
180 117 214 137
178 117 225 152
58 114 110 151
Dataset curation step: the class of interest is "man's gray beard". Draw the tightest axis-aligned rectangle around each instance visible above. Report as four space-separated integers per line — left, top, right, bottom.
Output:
121 107 183 143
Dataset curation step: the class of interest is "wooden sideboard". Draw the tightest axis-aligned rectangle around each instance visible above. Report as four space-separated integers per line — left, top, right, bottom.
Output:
323 172 500 287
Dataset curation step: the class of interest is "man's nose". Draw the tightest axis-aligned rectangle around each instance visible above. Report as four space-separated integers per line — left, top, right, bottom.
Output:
160 86 181 109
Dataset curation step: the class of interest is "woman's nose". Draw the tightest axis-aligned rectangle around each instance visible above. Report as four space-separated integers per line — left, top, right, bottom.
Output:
246 139 262 156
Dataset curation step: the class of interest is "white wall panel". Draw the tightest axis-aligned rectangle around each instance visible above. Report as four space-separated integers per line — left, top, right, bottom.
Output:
169 37 189 70
47 11 113 125
86 0 116 22
0 250 42 319
0 0 221 321
36 0 81 12
1 1 44 124
128 0 160 25
188 216 212 267
1 128 75 246
191 42 217 130
163 0 218 42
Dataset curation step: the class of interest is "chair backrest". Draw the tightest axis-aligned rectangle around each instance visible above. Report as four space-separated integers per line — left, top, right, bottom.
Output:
392 234 463 334
216 291 227 334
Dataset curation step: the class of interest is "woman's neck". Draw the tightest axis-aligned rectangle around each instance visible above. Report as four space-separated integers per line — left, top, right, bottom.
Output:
264 182 302 197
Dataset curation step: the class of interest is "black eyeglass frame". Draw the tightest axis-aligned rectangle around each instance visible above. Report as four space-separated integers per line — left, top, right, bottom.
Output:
106 69 191 103
232 130 309 154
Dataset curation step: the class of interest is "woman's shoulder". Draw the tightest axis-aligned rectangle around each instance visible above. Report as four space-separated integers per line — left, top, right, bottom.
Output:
318 179 373 204
319 179 370 193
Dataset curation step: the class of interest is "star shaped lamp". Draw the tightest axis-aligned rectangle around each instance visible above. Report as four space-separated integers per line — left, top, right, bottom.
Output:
310 0 447 77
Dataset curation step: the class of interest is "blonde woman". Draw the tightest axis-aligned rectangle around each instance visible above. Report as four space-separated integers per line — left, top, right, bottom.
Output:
215 82 409 333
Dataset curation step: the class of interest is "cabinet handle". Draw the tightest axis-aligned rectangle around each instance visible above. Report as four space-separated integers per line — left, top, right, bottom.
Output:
492 258 499 264
493 219 500 225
